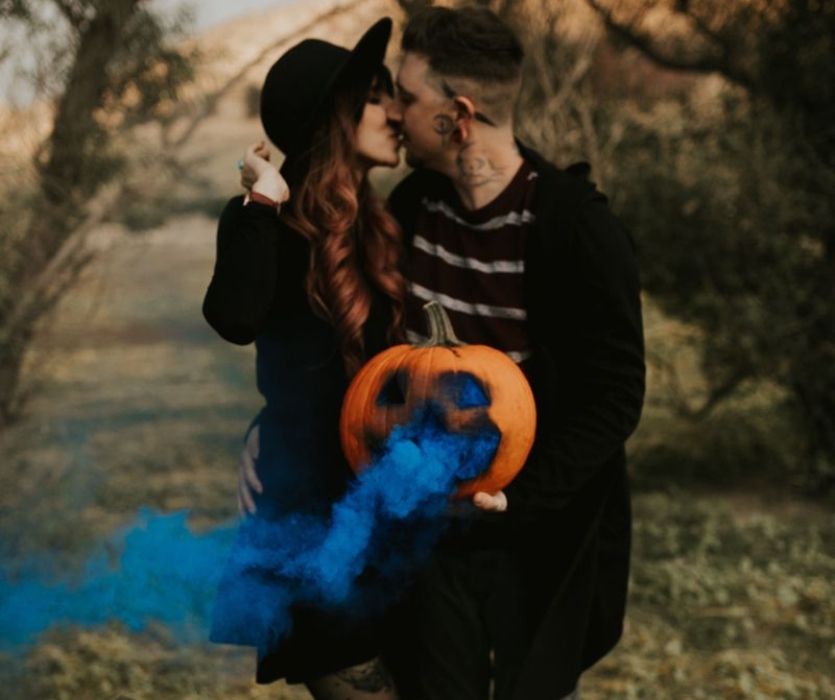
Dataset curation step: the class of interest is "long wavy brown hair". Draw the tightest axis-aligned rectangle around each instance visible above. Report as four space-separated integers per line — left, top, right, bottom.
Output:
281 78 406 377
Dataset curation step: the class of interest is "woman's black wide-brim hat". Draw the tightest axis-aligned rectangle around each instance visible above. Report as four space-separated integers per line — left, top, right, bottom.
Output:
260 17 393 163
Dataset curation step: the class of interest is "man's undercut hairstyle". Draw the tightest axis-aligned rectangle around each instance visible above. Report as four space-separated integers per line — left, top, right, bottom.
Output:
402 6 524 125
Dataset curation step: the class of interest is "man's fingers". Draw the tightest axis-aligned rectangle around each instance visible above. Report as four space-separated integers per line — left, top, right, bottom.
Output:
472 491 507 512
246 424 261 460
239 448 263 493
238 475 257 515
244 463 263 494
237 488 246 517
241 434 263 494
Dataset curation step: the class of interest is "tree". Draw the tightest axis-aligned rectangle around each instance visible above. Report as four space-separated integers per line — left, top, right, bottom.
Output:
0 0 197 424
584 0 835 487
393 0 835 487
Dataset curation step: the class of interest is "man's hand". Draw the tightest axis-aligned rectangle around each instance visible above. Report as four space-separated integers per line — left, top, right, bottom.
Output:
238 423 263 516
472 490 507 512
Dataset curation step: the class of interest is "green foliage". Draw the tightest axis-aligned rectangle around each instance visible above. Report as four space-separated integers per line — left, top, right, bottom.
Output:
570 0 835 489
607 88 835 488
583 492 835 699
0 0 29 18
756 0 835 159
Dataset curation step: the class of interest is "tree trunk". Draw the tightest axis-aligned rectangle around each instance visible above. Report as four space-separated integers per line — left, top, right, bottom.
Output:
0 0 142 426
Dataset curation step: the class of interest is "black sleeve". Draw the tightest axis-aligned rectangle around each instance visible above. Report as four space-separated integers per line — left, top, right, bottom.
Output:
504 195 646 513
202 196 283 345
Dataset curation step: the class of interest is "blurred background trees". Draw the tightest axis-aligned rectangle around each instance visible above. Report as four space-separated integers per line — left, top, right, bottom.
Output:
0 0 197 425
2 0 833 493
582 0 835 490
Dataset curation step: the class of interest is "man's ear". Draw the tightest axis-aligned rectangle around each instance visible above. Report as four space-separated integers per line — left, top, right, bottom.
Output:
452 96 476 143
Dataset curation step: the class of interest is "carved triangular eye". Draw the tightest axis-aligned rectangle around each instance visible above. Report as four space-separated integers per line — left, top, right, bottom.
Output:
438 372 490 408
376 370 408 406
457 375 490 408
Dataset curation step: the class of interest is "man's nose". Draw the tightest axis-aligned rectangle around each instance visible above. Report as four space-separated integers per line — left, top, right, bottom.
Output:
386 98 403 123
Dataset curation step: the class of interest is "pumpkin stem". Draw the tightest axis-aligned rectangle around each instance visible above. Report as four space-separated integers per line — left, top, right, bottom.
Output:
418 301 464 347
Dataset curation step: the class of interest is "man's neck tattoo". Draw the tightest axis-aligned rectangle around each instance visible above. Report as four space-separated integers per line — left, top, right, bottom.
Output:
455 142 505 189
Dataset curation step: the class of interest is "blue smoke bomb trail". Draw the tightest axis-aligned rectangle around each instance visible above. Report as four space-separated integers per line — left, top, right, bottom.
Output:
0 407 499 650
211 406 500 648
0 509 236 649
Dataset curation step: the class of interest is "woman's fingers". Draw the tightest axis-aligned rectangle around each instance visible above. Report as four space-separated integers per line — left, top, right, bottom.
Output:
241 141 291 201
244 142 272 171
254 140 271 161
275 174 291 203
241 143 290 202
240 169 256 190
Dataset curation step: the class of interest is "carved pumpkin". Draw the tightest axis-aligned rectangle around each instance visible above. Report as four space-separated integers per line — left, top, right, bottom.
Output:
339 301 537 498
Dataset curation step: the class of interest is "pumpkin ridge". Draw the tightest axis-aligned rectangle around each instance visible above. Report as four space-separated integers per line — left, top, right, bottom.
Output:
342 346 407 469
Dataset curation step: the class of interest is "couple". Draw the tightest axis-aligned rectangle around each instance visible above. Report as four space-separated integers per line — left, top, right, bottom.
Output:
203 6 645 700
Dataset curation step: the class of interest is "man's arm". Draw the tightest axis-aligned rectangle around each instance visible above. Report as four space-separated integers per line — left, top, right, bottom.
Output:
504 193 645 514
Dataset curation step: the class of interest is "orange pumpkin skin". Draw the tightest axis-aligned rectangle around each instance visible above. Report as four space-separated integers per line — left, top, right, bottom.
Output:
339 301 537 498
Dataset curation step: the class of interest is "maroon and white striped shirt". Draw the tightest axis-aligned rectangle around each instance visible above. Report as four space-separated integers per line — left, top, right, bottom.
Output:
405 159 538 364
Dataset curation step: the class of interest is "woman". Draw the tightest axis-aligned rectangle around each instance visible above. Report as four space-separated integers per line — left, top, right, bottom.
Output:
202 18 406 699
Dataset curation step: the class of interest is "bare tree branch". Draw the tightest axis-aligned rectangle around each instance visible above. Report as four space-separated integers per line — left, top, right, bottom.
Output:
584 0 753 90
51 0 85 29
395 0 431 19
166 0 369 150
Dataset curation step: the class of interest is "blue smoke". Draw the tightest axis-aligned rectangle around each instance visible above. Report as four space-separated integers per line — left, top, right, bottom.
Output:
0 408 499 651
210 407 500 648
0 510 236 649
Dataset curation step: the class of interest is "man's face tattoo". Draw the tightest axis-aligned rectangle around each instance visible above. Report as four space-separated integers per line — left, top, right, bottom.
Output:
433 113 455 146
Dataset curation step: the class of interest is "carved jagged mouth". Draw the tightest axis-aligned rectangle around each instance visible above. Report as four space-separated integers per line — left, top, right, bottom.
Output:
364 401 501 483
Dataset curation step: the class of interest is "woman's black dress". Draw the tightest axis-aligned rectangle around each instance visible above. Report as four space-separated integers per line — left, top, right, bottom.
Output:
202 195 393 683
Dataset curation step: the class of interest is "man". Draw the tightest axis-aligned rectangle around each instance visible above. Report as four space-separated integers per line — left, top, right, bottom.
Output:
380 7 645 700
238 6 644 698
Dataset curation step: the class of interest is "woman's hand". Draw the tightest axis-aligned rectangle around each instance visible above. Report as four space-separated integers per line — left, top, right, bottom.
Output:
240 141 290 205
238 423 263 516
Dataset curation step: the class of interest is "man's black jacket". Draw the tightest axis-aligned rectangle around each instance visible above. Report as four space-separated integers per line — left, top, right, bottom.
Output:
386 143 645 698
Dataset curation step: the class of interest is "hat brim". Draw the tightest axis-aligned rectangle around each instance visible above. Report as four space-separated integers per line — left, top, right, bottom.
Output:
332 16 393 106
280 17 393 175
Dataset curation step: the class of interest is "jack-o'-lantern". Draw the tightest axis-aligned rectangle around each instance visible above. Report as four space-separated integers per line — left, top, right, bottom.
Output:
339 301 536 498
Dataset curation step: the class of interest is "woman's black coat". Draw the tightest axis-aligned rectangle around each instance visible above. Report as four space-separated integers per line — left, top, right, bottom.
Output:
202 196 392 517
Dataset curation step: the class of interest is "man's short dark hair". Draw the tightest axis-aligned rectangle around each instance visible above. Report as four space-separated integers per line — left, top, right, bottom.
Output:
402 6 524 85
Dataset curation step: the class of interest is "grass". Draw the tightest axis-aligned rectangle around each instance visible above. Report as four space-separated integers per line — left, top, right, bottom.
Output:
1 494 831 700
0 211 832 699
